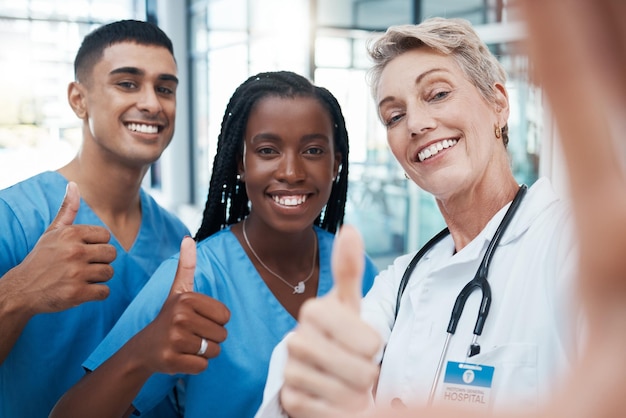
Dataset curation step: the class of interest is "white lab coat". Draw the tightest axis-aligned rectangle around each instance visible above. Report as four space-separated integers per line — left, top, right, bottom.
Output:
366 177 580 412
256 177 580 417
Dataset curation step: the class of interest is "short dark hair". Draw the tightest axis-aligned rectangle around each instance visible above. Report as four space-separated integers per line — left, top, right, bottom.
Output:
74 19 174 82
194 71 350 241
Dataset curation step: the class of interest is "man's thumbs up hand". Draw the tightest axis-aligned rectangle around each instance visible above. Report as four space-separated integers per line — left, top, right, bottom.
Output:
48 181 80 229
5 181 116 315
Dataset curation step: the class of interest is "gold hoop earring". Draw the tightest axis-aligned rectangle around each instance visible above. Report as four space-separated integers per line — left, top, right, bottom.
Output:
494 124 502 139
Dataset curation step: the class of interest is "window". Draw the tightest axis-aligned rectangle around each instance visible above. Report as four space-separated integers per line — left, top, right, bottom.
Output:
186 0 541 269
0 0 140 189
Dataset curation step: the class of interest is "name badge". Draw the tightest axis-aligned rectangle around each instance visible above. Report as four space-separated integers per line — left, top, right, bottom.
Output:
440 361 494 410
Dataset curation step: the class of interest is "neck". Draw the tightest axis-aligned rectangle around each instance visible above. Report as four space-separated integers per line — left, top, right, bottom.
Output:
438 178 520 251
241 217 318 276
57 155 146 250
58 152 146 216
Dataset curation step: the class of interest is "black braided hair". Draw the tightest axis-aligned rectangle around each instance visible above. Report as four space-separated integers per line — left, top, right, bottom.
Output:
194 71 350 242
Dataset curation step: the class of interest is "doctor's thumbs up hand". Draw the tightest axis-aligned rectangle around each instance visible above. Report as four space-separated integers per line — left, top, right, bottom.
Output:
135 236 230 376
281 225 382 418
331 224 366 313
2 181 116 316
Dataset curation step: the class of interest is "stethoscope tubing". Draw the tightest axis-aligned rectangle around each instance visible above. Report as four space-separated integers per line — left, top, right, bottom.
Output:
392 184 528 406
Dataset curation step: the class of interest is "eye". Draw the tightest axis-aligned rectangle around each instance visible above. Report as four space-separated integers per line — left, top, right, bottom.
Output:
156 81 178 96
304 146 324 155
430 90 450 101
118 81 138 89
385 113 405 127
156 86 175 95
258 147 278 155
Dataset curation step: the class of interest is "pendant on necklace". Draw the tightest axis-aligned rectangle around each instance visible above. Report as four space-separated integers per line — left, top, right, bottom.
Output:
293 281 306 294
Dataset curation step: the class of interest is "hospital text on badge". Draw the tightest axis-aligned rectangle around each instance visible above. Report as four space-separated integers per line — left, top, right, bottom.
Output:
440 361 495 410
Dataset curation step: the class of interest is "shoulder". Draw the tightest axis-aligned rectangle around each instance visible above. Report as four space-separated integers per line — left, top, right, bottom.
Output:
526 177 571 216
189 227 243 292
0 171 67 225
0 171 65 205
195 226 239 260
313 226 339 254
500 178 573 245
0 172 68 268
314 227 335 242
506 179 577 280
524 178 573 236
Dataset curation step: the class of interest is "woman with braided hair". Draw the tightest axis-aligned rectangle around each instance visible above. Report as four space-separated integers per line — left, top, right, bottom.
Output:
51 70 378 418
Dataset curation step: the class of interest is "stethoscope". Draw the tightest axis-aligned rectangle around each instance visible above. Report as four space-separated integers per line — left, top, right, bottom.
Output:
391 184 527 406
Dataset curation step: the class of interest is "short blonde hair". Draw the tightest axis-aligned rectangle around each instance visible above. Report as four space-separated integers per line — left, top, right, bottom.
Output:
367 17 507 106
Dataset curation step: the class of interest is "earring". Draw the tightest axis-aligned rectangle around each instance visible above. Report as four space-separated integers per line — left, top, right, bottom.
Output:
494 124 502 139
404 173 410 180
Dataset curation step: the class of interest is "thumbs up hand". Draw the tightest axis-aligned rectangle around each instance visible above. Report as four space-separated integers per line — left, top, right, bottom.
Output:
331 223 366 313
280 225 382 418
4 182 117 315
134 236 230 376
169 235 197 295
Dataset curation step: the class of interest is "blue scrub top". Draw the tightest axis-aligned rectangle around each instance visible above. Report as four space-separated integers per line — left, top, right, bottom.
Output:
0 171 189 418
85 226 378 418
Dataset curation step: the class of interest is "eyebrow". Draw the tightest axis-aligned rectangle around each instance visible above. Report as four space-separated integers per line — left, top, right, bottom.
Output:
377 67 448 108
250 132 331 143
109 66 179 84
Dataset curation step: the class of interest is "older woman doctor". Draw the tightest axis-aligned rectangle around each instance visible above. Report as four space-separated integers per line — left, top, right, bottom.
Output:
255 16 578 418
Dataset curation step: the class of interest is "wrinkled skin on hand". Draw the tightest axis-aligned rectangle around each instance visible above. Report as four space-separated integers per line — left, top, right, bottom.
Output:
280 225 382 418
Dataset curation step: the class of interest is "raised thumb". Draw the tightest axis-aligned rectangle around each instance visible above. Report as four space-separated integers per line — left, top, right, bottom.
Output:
49 181 80 230
331 224 365 313
169 236 197 296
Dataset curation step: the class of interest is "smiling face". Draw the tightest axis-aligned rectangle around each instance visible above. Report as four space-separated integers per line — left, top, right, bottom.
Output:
240 95 341 233
68 42 178 168
377 47 510 201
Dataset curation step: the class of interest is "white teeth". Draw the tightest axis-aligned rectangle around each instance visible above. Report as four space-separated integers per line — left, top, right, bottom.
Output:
126 123 158 134
273 195 307 206
418 139 458 162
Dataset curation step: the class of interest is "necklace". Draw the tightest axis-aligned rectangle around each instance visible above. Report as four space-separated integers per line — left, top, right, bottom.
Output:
242 218 317 294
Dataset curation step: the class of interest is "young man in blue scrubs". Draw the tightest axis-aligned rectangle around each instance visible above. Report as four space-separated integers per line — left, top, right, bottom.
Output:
0 20 189 418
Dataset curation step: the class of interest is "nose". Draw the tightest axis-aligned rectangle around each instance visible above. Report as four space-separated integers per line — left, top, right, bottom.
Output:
137 86 163 114
406 104 436 137
275 152 306 183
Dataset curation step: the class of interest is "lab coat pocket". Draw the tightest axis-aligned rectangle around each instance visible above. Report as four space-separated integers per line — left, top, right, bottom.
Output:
470 343 538 411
